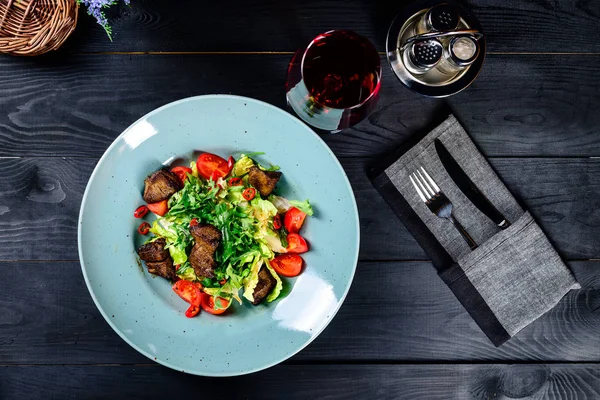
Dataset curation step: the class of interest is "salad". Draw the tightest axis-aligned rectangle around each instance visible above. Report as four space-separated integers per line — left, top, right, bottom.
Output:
134 152 313 318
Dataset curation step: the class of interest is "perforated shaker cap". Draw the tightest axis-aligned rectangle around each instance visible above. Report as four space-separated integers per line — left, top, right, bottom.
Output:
427 3 460 31
410 39 443 68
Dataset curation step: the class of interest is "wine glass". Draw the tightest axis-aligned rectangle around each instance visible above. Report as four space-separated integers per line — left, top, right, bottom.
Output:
286 30 381 133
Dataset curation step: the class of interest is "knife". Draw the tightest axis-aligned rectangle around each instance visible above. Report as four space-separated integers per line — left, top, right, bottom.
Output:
434 139 510 229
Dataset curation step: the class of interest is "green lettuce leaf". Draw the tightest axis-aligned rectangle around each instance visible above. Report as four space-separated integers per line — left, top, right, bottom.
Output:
149 218 178 242
268 195 291 213
176 262 198 282
268 196 313 216
258 163 280 172
189 161 199 178
250 198 278 222
225 185 246 205
264 261 283 302
168 244 188 265
289 199 314 216
260 228 287 254
233 155 255 177
242 256 264 303
204 281 241 305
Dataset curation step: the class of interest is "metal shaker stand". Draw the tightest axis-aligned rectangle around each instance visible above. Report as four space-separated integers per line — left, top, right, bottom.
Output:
387 0 486 97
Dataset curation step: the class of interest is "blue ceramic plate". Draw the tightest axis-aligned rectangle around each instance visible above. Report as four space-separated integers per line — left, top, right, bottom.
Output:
78 95 359 376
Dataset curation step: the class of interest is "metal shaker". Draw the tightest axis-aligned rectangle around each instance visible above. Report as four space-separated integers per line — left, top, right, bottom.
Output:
387 0 485 97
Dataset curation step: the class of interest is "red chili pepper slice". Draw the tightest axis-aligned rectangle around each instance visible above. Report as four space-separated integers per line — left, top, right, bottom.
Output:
133 205 149 219
190 218 199 227
185 305 200 318
273 214 282 230
229 177 243 186
227 156 235 173
219 279 227 285
242 187 256 201
137 222 151 235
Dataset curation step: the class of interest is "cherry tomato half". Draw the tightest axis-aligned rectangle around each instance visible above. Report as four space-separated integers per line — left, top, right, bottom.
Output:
242 187 256 201
137 222 151 235
270 254 303 277
273 214 282 230
286 233 309 254
147 199 169 216
200 292 230 315
171 166 192 186
172 280 202 309
196 153 230 181
284 207 306 233
133 205 149 218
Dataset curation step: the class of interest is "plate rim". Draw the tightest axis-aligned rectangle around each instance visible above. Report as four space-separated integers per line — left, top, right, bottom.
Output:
77 94 360 376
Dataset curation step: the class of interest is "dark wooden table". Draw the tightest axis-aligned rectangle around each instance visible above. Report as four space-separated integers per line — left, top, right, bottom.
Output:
1 0 599 398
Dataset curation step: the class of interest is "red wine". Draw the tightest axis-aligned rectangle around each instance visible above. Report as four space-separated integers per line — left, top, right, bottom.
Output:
286 30 381 132
302 30 381 109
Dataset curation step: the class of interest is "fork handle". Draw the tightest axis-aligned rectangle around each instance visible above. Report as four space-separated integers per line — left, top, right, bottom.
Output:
447 215 478 250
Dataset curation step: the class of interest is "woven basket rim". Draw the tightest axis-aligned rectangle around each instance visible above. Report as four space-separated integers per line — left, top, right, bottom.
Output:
0 0 78 56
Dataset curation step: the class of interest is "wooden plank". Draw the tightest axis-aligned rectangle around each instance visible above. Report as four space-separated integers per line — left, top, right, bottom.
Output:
0 158 95 261
1 54 599 158
0 260 597 364
66 0 600 53
1 364 599 399
0 157 598 261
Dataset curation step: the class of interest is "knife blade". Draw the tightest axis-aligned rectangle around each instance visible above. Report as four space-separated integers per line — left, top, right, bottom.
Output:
434 139 510 229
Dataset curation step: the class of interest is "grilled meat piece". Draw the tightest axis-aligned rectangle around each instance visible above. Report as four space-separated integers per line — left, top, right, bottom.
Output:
188 223 221 278
145 258 176 280
142 168 181 203
137 238 169 262
252 265 276 305
137 238 176 280
248 166 282 198
190 224 222 252
189 242 217 278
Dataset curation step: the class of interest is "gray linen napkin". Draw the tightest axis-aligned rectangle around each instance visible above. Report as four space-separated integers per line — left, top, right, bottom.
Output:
370 115 580 345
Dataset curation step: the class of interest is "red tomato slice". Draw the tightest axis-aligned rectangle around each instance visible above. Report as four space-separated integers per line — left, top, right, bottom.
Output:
270 254 303 277
284 207 307 233
170 166 192 186
196 153 230 181
147 199 168 216
286 233 309 254
200 292 230 315
172 280 201 308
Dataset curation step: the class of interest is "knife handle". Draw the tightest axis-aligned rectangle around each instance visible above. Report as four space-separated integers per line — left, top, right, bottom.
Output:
498 219 511 229
447 215 478 250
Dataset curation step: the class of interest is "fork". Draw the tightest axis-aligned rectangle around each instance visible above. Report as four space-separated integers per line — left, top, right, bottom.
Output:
410 166 478 250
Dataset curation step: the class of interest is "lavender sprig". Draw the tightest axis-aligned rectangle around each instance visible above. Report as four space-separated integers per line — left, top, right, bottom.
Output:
77 0 130 40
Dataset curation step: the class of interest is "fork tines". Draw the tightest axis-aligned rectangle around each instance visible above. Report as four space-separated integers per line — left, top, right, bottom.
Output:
410 166 441 202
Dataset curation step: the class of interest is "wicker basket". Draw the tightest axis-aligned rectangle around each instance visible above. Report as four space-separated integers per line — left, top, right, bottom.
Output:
0 0 78 56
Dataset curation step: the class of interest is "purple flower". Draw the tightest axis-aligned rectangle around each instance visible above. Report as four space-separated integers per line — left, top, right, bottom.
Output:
77 0 130 40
